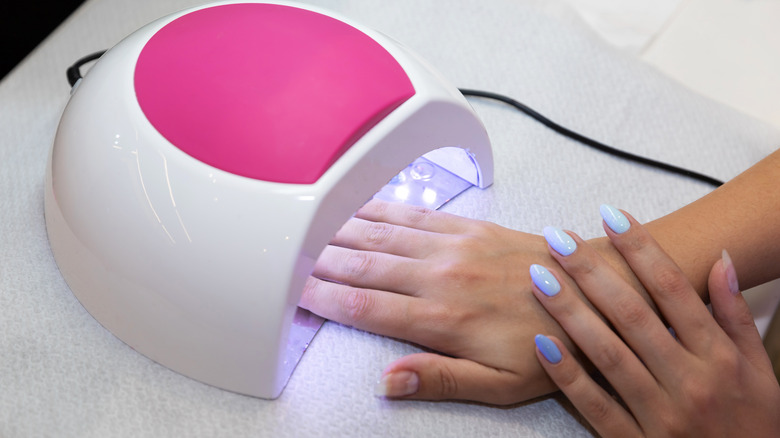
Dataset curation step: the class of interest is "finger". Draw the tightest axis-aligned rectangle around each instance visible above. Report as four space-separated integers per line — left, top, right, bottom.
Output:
300 276 417 339
600 206 717 353
300 276 460 350
355 199 472 234
541 227 685 381
534 334 643 437
530 263 662 415
312 245 425 295
709 250 774 374
375 352 548 405
329 217 440 259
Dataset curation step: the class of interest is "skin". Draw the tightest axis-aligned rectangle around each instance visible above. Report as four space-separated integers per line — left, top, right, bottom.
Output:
533 213 780 437
298 149 780 405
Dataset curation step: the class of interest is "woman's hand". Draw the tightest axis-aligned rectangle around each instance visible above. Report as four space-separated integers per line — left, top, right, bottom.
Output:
532 206 780 437
300 199 580 404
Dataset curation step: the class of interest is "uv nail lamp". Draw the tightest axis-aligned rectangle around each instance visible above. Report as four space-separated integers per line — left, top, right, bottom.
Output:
44 1 493 398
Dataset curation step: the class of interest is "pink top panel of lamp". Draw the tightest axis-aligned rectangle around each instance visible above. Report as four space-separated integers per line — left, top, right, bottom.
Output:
134 3 415 184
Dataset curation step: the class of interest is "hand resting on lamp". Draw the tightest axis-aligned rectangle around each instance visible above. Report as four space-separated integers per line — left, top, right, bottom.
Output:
299 149 780 406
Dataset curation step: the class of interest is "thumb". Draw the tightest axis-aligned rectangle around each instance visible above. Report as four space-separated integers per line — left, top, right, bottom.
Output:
709 250 773 373
374 352 553 405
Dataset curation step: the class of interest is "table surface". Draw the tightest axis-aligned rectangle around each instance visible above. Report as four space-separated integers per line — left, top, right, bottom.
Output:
1 0 778 436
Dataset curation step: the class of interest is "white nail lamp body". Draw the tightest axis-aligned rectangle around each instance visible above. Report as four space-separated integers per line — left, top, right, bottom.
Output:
44 1 493 398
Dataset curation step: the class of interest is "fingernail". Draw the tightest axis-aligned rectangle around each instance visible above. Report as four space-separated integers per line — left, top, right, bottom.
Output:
600 204 630 234
535 334 562 364
375 371 419 398
543 226 577 256
530 264 561 297
722 249 740 296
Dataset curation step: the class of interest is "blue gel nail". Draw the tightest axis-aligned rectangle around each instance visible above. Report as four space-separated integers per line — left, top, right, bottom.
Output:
543 226 577 256
600 204 630 234
530 264 560 297
535 334 562 364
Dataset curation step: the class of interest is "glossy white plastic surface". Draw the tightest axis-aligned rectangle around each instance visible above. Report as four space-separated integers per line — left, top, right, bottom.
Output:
44 1 493 398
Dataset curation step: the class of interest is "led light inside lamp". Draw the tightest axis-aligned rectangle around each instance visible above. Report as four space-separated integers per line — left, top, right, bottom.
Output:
375 155 474 209
44 1 493 399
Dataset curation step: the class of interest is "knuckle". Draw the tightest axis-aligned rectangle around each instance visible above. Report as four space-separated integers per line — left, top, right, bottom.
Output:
410 302 467 352
340 288 375 324
710 345 740 374
370 198 389 216
364 222 394 247
592 341 627 373
449 234 477 252
404 204 434 224
733 309 758 330
298 277 320 309
717 305 757 333
359 198 388 218
431 236 492 288
469 220 502 239
434 363 459 399
433 260 475 289
687 387 717 412
581 393 613 425
421 302 456 326
677 371 719 414
612 296 652 330
652 264 691 300
344 251 376 280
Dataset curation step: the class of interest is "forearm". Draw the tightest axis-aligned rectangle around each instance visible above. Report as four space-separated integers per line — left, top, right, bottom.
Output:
598 149 780 299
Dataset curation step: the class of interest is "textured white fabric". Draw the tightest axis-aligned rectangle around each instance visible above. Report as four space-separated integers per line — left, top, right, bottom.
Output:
1 0 778 436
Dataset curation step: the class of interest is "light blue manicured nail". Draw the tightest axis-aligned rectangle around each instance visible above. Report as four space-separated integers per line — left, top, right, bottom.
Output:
530 264 560 297
600 204 630 234
535 334 562 364
543 226 577 256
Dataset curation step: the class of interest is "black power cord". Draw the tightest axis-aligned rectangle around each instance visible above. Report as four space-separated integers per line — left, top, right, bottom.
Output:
459 88 724 187
66 50 105 87
65 51 725 188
